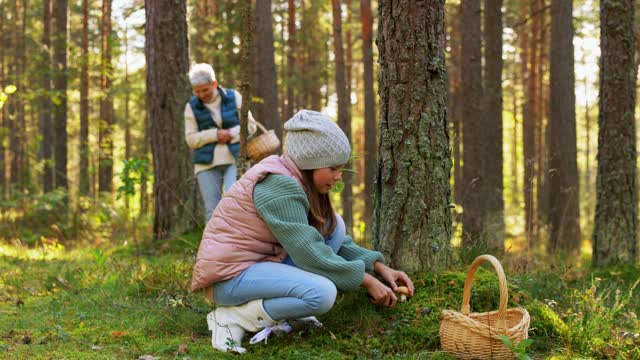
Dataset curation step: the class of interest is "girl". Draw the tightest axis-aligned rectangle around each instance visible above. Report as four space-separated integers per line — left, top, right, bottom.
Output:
191 110 414 353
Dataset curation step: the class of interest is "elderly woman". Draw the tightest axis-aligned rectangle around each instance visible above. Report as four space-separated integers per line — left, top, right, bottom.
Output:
185 63 257 222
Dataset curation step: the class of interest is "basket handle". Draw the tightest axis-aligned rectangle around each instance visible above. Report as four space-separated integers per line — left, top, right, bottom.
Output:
253 120 269 135
460 254 508 330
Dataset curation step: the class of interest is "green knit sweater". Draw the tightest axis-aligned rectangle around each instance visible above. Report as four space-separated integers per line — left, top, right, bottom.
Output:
253 174 385 291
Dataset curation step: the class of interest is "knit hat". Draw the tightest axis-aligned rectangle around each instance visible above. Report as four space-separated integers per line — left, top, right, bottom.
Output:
284 110 351 170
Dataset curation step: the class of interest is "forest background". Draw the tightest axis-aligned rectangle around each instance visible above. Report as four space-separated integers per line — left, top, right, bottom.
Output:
0 0 638 358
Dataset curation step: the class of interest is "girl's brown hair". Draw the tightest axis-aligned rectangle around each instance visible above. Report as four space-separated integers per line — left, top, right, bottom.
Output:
300 169 336 237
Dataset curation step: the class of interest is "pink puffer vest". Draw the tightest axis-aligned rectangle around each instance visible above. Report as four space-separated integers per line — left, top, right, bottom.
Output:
191 155 304 291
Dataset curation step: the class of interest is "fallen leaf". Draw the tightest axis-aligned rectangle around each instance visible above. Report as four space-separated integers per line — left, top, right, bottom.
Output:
177 342 188 354
109 331 127 338
329 330 337 340
91 345 103 351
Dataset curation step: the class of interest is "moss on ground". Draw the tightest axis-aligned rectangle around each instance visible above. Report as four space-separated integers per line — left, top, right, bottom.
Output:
1 236 638 359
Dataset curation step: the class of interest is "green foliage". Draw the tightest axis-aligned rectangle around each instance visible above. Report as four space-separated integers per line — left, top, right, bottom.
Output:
0 84 17 109
117 158 150 200
498 335 533 360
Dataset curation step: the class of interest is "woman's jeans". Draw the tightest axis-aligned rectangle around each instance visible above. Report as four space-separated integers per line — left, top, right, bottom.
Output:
214 215 347 320
196 164 237 222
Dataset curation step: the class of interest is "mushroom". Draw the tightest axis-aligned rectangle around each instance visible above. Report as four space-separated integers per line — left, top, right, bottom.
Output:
396 286 411 303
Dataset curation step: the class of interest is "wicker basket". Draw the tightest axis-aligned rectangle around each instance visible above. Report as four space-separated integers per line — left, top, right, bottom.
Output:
440 255 530 359
247 120 281 162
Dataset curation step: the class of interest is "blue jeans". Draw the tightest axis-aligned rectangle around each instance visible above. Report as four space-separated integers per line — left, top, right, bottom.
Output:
196 164 237 222
214 215 346 320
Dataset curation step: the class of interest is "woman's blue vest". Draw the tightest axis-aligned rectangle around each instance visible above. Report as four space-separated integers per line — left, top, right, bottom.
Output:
190 87 240 164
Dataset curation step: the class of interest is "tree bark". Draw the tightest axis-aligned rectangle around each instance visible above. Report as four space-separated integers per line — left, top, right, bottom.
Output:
237 0 255 176
483 0 505 251
593 0 638 265
18 0 28 189
10 0 23 188
511 70 519 207
374 0 452 271
360 0 376 232
535 0 548 241
255 0 282 148
523 0 538 247
79 0 90 195
286 0 296 121
99 0 113 193
145 0 194 240
331 0 354 236
0 2 6 196
53 0 68 191
548 0 580 254
39 0 53 193
460 0 485 248
447 4 463 215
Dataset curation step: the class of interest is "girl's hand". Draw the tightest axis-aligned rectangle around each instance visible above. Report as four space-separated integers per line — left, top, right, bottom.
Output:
362 273 397 307
374 262 415 297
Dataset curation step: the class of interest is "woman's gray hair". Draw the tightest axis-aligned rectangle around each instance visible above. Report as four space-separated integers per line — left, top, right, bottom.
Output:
188 63 216 86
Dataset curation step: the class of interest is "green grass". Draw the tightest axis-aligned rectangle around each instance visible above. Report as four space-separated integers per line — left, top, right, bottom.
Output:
1 235 638 359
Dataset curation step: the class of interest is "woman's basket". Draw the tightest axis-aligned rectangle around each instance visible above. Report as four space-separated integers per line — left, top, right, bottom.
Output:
440 255 530 359
247 120 281 162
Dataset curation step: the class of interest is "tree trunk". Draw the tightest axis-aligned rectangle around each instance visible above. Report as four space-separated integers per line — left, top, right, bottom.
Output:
460 0 485 248
18 0 28 189
99 0 113 193
237 0 255 177
374 0 452 271
593 0 638 265
0 2 6 196
447 4 463 214
124 40 131 163
255 0 282 148
10 0 22 188
40 0 54 193
286 0 296 121
79 0 90 195
360 0 376 232
523 0 538 247
346 0 353 103
145 0 194 240
140 110 150 215
548 0 580 254
511 70 519 207
483 0 504 251
535 0 548 241
53 0 68 191
583 69 591 188
331 0 354 236
190 2 206 62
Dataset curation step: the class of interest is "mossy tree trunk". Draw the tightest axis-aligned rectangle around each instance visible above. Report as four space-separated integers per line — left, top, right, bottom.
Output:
593 0 638 265
373 0 452 271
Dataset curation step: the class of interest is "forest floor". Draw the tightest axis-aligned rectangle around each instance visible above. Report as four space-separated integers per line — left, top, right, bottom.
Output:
0 233 638 359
